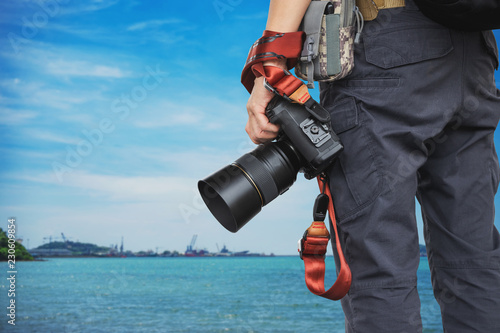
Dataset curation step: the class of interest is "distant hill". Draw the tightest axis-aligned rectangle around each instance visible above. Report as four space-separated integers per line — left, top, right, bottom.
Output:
33 241 111 256
0 228 33 261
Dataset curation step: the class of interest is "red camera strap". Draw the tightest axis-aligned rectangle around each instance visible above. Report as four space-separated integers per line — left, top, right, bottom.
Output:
241 30 312 105
299 177 351 300
302 176 352 300
241 30 352 301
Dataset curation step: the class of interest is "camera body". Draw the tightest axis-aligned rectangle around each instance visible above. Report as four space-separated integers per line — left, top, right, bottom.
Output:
265 96 343 179
198 96 343 233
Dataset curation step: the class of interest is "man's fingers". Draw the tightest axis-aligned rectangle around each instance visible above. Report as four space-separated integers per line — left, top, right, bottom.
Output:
255 112 279 133
245 115 280 144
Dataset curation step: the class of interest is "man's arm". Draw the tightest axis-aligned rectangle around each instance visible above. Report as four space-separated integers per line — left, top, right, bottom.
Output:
245 0 311 144
267 0 311 32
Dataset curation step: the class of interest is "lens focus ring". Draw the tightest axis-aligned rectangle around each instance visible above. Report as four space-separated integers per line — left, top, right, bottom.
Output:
234 153 279 206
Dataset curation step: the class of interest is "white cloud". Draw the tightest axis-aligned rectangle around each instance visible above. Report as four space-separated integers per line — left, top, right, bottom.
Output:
133 110 203 128
0 148 58 162
57 112 95 125
0 75 106 112
60 0 121 15
0 108 38 125
126 19 182 31
0 39 133 81
103 144 252 178
45 59 130 78
22 171 196 201
130 96 246 130
30 87 102 110
28 129 80 145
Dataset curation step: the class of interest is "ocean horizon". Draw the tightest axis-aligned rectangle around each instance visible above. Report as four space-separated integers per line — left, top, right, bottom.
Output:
1 256 442 332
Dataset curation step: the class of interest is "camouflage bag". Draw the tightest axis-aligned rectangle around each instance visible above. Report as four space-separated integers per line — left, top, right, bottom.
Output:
295 0 362 89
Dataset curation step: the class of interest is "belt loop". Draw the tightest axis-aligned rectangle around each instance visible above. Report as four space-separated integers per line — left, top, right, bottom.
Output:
357 0 406 21
382 0 405 9
357 0 379 21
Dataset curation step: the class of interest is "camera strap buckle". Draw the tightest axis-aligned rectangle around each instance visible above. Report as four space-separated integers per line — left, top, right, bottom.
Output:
298 191 330 259
298 176 352 301
298 222 330 260
261 65 312 104
263 77 291 102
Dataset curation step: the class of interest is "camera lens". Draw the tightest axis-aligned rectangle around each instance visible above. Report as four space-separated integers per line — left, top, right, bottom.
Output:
198 140 301 232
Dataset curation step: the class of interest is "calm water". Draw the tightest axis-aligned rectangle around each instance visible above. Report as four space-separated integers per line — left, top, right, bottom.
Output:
0 257 442 332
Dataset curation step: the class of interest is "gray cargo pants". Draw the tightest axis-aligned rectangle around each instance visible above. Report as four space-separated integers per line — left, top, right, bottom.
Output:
320 1 500 332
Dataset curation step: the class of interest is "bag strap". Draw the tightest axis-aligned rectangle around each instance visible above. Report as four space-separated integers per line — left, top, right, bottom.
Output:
298 176 352 300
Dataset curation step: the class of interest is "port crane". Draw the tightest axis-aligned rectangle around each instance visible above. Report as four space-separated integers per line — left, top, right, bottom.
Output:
186 234 197 252
185 235 205 256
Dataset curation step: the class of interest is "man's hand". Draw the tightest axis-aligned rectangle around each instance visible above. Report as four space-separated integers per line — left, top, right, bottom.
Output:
244 0 310 144
245 76 280 144
245 58 288 144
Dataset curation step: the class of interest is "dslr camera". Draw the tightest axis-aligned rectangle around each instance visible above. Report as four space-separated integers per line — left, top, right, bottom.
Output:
198 96 343 232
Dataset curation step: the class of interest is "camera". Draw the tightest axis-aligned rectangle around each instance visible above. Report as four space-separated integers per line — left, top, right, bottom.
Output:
198 96 343 232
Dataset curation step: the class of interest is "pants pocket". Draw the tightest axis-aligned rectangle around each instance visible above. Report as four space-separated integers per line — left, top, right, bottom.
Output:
363 26 453 69
324 97 384 222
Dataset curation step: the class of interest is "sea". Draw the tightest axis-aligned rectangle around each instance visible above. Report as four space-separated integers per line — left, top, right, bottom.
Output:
0 257 443 333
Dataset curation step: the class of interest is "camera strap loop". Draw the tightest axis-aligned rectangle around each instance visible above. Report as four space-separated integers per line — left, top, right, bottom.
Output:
241 30 318 107
298 176 352 300
241 30 304 94
241 30 333 125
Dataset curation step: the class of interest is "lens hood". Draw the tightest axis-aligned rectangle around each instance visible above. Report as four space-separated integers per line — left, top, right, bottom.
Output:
198 164 262 232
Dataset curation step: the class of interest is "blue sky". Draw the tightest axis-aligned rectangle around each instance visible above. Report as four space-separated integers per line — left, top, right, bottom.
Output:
0 1 499 255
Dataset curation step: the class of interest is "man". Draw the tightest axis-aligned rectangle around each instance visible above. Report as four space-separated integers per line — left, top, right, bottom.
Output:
244 0 500 331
